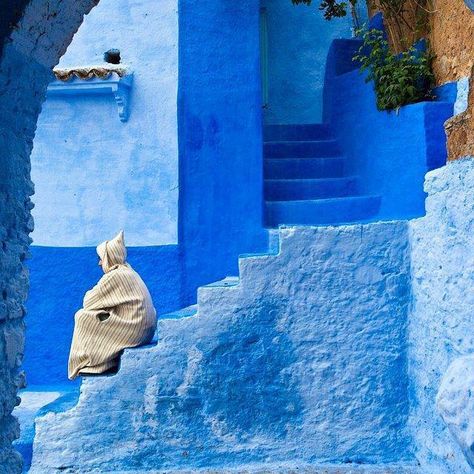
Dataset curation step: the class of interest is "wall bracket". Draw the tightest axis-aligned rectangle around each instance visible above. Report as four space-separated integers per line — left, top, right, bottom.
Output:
47 67 134 122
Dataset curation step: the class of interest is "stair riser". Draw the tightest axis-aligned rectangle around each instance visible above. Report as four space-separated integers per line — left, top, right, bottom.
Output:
265 197 381 227
265 141 341 158
265 179 358 200
265 158 345 179
264 124 332 141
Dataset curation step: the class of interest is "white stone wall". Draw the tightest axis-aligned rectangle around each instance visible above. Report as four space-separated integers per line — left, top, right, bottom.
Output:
409 157 474 473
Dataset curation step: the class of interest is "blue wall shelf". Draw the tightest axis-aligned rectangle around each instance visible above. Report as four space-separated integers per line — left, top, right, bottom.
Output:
47 69 133 122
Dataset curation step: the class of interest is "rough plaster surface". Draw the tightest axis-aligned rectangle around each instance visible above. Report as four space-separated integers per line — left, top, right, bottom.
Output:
436 354 474 468
0 0 99 471
31 0 179 247
408 157 474 473
31 223 412 472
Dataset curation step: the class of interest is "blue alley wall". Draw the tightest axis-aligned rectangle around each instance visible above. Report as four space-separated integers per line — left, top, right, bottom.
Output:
25 245 182 386
178 0 269 306
261 0 353 124
30 0 179 247
323 39 454 220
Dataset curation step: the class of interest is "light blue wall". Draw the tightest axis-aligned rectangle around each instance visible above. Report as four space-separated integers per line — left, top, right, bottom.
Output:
31 0 179 247
261 0 353 124
409 157 474 474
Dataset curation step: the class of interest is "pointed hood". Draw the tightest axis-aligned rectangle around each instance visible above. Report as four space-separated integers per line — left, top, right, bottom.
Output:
96 230 127 273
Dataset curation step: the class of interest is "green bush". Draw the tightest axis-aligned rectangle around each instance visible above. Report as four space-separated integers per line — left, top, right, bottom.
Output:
353 28 435 111
291 0 350 20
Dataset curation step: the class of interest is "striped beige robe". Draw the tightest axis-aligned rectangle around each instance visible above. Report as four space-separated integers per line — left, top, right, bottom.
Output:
68 231 157 380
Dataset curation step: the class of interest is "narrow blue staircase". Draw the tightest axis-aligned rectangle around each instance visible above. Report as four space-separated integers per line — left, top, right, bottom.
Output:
264 124 381 227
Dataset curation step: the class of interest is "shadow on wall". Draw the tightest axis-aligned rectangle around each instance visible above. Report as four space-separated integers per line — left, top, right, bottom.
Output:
323 38 455 220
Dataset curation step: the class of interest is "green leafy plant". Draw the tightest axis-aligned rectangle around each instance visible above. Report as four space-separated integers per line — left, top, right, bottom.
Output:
291 0 351 20
353 28 434 111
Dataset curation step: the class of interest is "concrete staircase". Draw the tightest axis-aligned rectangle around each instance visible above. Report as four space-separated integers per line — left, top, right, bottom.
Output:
29 222 416 473
264 124 381 227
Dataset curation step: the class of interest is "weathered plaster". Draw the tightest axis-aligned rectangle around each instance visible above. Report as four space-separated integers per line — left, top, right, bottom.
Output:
436 354 474 468
0 0 99 470
429 0 474 85
409 157 474 473
31 222 412 472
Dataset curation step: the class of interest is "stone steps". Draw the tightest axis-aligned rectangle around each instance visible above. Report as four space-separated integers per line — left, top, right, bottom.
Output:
30 222 412 473
265 157 346 179
265 177 359 201
265 196 381 227
263 124 381 227
263 123 333 142
264 140 341 158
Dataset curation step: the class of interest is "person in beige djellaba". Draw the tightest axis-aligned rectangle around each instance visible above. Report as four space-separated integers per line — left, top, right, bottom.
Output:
68 230 157 380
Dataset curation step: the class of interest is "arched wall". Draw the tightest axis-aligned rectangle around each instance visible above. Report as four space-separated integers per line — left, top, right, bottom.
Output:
0 0 99 470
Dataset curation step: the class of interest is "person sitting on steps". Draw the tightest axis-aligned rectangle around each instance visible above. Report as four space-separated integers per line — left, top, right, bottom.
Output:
68 230 157 379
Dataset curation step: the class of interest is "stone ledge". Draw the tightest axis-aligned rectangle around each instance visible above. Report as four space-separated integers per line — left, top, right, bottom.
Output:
47 66 133 122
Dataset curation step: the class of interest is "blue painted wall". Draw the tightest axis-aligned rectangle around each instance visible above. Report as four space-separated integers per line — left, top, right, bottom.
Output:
31 0 179 247
261 0 353 124
27 0 271 384
25 245 182 386
178 0 268 305
26 0 183 385
323 39 454 220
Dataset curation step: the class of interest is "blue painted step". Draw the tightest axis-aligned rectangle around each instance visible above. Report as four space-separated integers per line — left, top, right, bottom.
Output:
264 140 341 158
160 304 198 320
265 195 381 226
264 123 332 141
265 157 345 179
265 177 359 200
202 276 240 288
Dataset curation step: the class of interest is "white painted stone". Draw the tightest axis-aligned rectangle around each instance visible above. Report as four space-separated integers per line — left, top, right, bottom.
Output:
436 355 474 468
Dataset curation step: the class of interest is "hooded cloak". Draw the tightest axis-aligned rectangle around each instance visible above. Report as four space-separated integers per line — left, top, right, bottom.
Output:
68 231 157 379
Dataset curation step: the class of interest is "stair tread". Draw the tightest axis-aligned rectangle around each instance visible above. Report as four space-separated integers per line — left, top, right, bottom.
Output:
265 176 358 183
266 195 380 204
265 195 382 227
160 304 198 320
265 177 360 201
265 157 346 179
264 123 333 141
265 157 345 161
264 140 341 158
202 276 240 288
264 139 338 145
